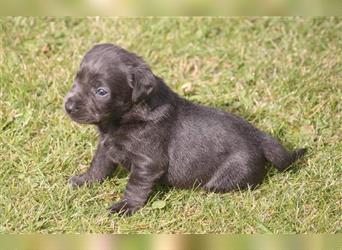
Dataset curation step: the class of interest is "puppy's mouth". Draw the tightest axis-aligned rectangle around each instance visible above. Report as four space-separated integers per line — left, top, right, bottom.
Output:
63 97 115 125
64 99 101 124
64 108 100 124
67 113 100 125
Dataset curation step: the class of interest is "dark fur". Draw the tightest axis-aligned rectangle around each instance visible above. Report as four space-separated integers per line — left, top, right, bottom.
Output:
64 44 306 215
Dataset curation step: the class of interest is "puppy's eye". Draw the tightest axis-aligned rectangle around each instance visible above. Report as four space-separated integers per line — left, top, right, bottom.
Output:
95 88 108 96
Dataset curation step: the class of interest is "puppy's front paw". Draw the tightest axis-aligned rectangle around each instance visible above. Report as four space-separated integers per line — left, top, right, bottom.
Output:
69 173 89 187
108 200 139 216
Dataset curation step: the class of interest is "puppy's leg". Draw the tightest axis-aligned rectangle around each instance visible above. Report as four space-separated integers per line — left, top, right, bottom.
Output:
69 142 117 187
203 153 266 193
109 157 164 215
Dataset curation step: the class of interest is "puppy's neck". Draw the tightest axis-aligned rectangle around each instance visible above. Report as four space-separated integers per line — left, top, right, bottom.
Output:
96 119 119 134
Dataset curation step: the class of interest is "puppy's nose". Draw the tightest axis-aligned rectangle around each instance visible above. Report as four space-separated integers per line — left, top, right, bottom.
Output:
65 100 78 114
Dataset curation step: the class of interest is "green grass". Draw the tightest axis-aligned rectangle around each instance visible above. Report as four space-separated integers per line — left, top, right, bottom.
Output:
0 17 341 233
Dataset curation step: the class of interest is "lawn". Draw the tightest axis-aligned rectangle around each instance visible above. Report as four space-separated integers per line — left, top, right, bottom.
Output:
0 17 341 233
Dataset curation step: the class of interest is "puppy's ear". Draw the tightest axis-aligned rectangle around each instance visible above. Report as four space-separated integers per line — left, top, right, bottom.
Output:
128 65 156 104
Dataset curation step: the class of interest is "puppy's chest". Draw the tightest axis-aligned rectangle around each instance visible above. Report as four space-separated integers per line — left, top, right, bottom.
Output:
101 129 151 167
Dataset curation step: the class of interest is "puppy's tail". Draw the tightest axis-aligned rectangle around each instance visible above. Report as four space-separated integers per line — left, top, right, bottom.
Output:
260 133 307 172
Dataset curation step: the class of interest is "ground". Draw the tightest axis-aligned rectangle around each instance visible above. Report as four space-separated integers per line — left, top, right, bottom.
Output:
0 17 341 233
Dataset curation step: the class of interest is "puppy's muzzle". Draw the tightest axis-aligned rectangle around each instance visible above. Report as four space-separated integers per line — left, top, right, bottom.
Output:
64 99 79 114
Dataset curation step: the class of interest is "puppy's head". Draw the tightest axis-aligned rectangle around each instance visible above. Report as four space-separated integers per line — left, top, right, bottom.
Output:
64 43 157 124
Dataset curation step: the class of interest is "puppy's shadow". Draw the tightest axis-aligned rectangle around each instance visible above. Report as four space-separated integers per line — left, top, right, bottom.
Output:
286 156 308 174
149 184 173 202
114 166 130 179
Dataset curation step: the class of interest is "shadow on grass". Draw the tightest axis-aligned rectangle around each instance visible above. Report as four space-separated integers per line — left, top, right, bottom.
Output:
114 166 130 179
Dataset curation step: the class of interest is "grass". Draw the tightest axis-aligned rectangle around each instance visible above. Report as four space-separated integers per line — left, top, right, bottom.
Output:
0 17 341 233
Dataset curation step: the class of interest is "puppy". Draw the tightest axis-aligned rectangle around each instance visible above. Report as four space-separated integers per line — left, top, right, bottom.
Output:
64 44 306 215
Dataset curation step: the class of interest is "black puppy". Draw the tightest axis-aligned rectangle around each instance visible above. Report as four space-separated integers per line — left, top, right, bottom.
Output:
64 44 306 215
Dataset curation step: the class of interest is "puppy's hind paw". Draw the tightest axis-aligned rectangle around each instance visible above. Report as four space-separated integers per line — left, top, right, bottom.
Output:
108 200 139 216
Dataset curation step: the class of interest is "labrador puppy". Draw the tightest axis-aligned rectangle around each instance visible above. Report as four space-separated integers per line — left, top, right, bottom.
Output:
64 43 306 215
